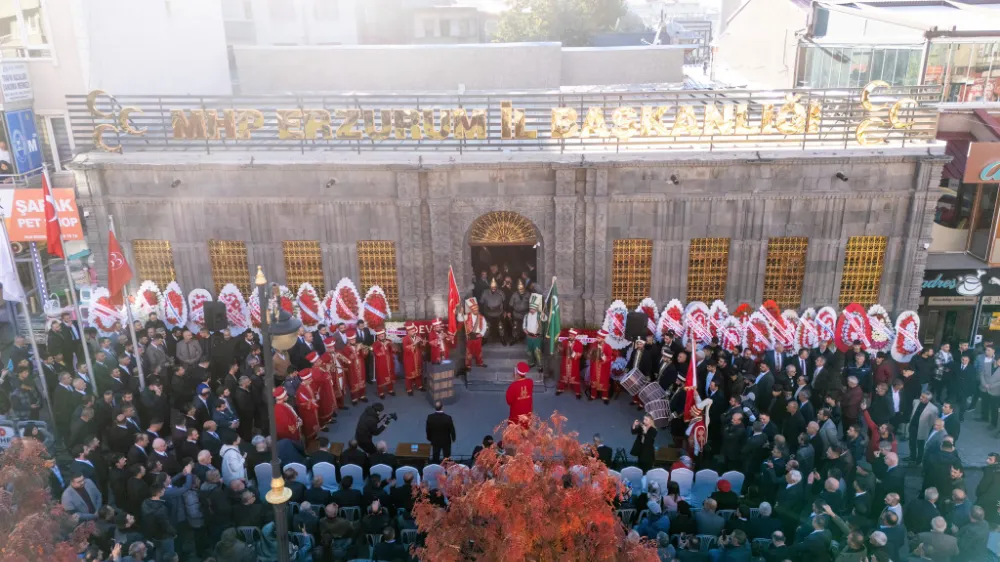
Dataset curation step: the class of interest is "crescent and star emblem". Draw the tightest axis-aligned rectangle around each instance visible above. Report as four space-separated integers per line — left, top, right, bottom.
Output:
109 252 125 269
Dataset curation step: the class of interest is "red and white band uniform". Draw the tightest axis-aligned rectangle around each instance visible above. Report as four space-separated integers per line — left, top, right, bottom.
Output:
589 333 613 402
339 333 369 404
402 327 426 393
465 299 487 369
296 373 320 443
428 320 454 364
372 331 397 398
557 332 584 397
273 388 302 442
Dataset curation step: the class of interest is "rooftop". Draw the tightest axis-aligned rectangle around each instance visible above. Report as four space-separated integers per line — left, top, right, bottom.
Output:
817 0 1000 33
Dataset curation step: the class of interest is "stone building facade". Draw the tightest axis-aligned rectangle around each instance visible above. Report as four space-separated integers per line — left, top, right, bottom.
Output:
70 146 946 326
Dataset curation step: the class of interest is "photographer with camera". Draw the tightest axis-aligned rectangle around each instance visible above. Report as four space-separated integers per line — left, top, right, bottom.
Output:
354 402 397 455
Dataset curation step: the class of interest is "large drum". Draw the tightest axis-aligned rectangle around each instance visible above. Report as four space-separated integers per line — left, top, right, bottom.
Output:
645 399 671 428
620 368 646 396
638 382 666 404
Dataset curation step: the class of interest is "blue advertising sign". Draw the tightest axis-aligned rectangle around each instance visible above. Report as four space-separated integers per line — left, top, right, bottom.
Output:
4 108 41 175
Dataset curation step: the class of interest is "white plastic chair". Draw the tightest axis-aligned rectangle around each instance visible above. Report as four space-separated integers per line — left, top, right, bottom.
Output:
620 466 645 494
569 464 591 486
340 464 365 491
607 470 622 483
422 463 444 490
283 462 310 486
312 462 338 491
396 466 420 486
720 470 746 495
691 469 719 506
370 463 393 483
645 468 669 495
254 463 272 495
670 467 694 498
401 528 418 546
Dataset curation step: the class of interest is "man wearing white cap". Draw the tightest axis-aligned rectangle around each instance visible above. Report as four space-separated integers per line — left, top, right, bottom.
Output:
589 330 613 404
273 388 302 442
557 329 584 398
506 361 533 425
428 318 454 364
464 298 487 370
296 370 320 444
372 329 396 398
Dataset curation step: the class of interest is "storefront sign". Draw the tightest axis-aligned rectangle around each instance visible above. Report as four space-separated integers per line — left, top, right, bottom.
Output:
927 296 978 306
0 62 32 105
965 142 1000 183
0 188 84 242
921 269 987 296
983 296 1000 306
77 81 939 154
5 108 42 174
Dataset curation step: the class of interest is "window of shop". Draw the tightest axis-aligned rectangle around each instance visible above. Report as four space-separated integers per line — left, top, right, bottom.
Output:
132 240 176 288
282 240 324 294
969 183 998 260
208 240 250 295
35 113 73 172
762 237 809 310
924 41 1000 102
839 236 887 307
934 182 976 230
687 238 729 303
356 240 399 310
611 239 653 308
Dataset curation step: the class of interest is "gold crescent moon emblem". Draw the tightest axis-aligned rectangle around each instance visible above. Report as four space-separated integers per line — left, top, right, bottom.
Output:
861 81 891 112
856 118 888 145
889 98 918 129
86 90 113 119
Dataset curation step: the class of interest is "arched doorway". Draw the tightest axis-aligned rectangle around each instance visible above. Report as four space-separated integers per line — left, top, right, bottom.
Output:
468 211 539 293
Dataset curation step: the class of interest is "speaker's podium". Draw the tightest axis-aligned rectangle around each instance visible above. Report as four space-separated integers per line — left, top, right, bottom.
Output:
424 360 457 405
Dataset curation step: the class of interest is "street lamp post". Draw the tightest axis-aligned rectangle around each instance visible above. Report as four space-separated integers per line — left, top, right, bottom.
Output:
256 266 301 562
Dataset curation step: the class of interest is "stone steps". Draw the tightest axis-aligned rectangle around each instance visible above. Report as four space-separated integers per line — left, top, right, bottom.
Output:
464 344 547 392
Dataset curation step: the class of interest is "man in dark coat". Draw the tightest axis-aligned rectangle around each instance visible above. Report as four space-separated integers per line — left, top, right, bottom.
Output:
425 401 457 463
975 453 1000 524
722 413 748 472
782 401 806 452
232 376 256 442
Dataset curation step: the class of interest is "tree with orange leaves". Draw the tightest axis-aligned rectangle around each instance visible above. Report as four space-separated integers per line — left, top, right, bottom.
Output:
0 438 94 562
412 413 659 562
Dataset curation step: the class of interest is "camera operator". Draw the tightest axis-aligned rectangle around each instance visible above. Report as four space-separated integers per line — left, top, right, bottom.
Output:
355 402 396 455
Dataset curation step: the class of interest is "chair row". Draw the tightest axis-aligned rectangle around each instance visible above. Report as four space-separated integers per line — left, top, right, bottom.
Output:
607 468 745 502
615 505 767 527
254 462 447 496
236 525 418 559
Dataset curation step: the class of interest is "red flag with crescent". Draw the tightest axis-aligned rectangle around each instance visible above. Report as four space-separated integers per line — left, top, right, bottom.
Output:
107 226 133 306
683 339 698 422
42 173 64 258
447 265 460 334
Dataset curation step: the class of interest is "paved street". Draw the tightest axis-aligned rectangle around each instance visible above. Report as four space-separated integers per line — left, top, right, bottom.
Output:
320 372 652 460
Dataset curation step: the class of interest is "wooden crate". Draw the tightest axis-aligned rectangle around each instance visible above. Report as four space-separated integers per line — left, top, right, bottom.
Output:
425 360 457 405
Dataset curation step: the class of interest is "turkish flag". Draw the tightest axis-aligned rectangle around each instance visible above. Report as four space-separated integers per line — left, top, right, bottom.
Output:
447 265 460 334
42 173 64 258
683 340 699 422
107 227 132 306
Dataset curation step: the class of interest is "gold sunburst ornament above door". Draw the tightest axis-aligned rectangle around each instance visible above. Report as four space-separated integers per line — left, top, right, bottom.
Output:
469 211 537 246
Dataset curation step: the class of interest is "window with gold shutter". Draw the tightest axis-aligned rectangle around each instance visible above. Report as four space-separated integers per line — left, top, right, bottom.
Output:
208 240 250 295
687 238 730 302
356 240 400 310
763 237 809 309
611 239 653 308
282 240 325 294
839 236 887 307
132 240 176 288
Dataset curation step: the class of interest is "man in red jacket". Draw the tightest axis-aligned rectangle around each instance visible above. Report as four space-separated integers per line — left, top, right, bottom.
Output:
372 329 396 398
296 371 320 444
273 388 302 443
310 351 336 428
590 330 613 404
402 323 426 394
506 362 533 426
556 329 583 398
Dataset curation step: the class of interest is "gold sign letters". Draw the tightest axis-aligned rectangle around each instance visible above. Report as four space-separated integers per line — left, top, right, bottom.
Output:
85 82 925 152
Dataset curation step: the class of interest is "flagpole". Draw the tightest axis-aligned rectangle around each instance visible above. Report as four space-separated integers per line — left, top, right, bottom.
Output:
110 214 145 390
0 205 55 423
44 168 97 396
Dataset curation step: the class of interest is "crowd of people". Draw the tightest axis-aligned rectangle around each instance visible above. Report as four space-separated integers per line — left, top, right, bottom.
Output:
599 333 1000 562
4 286 1000 561
1 307 452 561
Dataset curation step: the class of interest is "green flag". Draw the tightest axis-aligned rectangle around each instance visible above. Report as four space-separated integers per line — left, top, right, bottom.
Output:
545 277 561 354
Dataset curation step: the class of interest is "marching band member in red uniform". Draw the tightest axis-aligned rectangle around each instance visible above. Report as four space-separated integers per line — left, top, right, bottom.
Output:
556 328 584 398
339 330 368 404
401 323 426 394
273 388 302 442
310 351 337 428
506 362 533 426
589 330 613 404
372 329 396 398
296 370 320 444
465 298 487 369
428 318 454 364
321 336 348 409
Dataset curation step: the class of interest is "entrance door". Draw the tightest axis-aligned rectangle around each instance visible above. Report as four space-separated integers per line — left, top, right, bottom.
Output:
467 211 540 298
471 245 538 293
